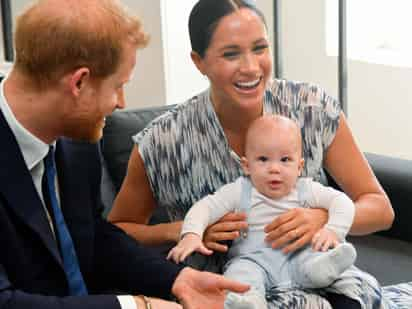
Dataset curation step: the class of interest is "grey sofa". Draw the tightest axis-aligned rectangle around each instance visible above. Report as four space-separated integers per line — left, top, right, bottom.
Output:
101 105 412 287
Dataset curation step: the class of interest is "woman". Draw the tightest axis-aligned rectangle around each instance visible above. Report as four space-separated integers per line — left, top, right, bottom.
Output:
109 0 394 307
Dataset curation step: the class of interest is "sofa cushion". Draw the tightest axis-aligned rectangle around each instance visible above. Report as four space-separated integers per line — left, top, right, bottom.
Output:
102 105 174 192
349 234 412 286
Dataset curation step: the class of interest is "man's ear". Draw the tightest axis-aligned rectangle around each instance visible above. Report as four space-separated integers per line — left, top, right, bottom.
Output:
241 157 250 175
68 68 90 97
190 51 206 76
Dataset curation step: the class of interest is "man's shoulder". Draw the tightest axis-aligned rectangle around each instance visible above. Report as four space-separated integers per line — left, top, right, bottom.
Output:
56 138 101 173
57 138 100 156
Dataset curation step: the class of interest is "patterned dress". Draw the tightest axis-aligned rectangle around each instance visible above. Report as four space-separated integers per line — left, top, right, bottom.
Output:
134 79 407 308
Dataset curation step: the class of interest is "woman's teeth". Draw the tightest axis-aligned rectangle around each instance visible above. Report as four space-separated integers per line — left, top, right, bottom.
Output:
235 78 260 89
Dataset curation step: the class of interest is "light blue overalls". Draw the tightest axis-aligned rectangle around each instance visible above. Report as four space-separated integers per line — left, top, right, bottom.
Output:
223 177 325 298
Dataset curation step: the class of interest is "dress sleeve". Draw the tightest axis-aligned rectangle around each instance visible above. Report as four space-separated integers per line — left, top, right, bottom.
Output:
299 83 341 180
132 122 157 177
318 88 341 150
131 117 174 208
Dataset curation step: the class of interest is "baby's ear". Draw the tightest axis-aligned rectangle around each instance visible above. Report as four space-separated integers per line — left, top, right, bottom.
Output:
241 157 250 175
298 158 305 175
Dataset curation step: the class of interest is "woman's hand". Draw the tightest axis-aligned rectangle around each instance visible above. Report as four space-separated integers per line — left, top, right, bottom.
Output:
264 208 328 253
203 212 248 252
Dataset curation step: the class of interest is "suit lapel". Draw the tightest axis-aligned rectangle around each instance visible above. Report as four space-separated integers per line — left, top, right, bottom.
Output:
55 139 95 271
0 110 63 267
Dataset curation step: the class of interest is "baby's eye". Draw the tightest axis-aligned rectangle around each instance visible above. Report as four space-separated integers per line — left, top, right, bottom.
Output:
280 156 291 162
258 156 268 162
253 44 269 54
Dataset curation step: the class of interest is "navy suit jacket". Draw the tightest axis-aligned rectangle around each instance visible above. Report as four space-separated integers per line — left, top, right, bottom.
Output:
0 110 183 309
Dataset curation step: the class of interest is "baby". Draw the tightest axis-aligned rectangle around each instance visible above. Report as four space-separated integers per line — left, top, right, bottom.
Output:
168 115 357 309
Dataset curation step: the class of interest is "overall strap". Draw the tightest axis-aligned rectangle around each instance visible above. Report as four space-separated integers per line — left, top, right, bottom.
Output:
296 177 310 208
238 176 253 238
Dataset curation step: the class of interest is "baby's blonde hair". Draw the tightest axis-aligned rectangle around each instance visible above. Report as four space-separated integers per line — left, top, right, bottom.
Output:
245 115 302 157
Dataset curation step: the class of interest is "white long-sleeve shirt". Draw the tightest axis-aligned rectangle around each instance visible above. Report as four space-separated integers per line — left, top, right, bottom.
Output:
181 177 355 257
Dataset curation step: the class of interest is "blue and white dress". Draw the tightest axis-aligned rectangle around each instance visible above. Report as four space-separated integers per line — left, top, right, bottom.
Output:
133 79 411 308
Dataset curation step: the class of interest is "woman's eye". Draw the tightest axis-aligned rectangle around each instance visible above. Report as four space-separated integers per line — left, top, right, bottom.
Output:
223 51 239 59
258 156 268 162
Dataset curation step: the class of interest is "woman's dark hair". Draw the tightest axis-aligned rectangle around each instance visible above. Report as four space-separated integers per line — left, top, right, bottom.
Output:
189 0 267 58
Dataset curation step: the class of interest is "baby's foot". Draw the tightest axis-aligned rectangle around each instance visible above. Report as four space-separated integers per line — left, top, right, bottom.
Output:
225 291 267 309
303 242 357 288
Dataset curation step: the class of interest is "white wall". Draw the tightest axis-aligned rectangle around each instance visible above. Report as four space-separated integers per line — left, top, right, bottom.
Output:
160 0 208 105
10 0 167 108
281 0 412 160
121 0 167 107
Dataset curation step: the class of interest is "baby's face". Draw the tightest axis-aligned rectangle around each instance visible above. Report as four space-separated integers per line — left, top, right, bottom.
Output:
242 118 303 199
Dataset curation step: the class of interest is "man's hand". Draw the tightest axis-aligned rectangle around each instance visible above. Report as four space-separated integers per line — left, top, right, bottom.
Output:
264 208 328 253
133 296 182 309
311 227 340 251
172 267 250 309
203 212 248 252
167 233 213 263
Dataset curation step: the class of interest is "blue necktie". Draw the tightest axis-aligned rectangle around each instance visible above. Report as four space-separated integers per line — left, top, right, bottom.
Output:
43 146 88 296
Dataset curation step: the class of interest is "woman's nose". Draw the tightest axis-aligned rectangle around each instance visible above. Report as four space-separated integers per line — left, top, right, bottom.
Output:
240 53 259 73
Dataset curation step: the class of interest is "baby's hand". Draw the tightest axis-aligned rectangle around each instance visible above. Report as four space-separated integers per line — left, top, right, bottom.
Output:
311 228 340 252
167 233 213 264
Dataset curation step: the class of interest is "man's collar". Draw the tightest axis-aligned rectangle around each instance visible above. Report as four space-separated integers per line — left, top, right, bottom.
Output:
0 77 50 169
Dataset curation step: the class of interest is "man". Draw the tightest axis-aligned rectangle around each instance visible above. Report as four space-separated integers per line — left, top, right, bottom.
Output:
0 0 248 308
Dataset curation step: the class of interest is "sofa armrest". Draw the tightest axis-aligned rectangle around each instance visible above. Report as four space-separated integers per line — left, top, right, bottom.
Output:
326 153 412 242
364 153 412 242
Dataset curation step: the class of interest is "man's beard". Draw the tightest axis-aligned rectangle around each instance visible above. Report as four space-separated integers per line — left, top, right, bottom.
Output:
63 116 104 143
